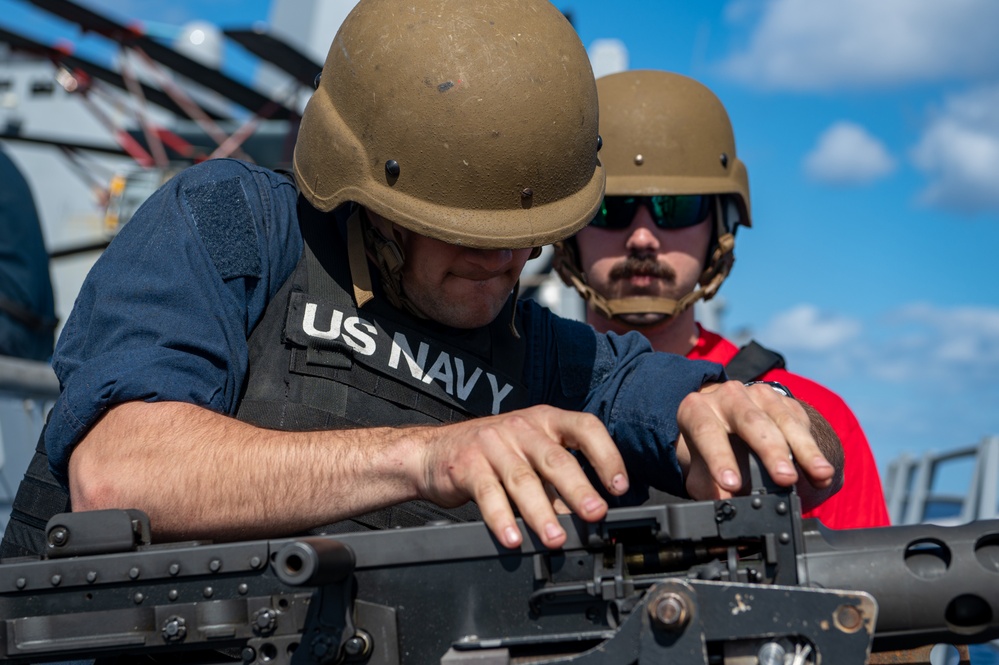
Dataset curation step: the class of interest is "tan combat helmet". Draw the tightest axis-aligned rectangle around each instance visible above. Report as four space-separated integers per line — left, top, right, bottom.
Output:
554 70 751 322
294 0 604 252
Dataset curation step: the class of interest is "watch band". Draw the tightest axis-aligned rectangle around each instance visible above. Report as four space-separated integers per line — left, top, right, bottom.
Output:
744 380 795 399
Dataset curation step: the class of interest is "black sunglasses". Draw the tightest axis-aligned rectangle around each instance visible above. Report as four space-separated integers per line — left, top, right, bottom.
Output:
591 195 711 230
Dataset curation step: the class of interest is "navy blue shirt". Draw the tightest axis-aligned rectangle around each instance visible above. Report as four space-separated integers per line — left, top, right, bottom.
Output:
46 159 724 495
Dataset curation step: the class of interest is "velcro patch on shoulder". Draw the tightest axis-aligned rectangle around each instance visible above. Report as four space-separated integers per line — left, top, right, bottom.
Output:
185 176 262 280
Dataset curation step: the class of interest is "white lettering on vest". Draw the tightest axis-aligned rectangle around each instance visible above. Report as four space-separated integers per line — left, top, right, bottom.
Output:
422 351 454 395
454 358 483 401
388 332 430 380
303 303 343 340
343 317 377 356
302 315 517 413
487 373 514 414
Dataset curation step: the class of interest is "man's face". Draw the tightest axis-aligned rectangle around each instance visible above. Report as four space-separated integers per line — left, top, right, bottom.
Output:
370 212 533 328
575 197 713 326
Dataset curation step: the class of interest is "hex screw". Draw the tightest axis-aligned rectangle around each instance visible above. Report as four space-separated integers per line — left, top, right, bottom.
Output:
128 567 140 580
253 607 278 635
209 558 222 573
715 501 736 523
648 591 689 631
311 634 336 661
86 571 98 584
168 563 181 576
161 615 187 642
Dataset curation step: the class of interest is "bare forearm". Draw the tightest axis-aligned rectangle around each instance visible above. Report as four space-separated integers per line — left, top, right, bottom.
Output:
69 401 629 550
69 401 422 542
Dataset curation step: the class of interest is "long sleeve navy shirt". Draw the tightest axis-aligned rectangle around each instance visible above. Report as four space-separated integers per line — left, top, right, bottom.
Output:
46 159 724 495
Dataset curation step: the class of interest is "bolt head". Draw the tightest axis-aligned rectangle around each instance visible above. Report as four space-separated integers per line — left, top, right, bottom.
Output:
253 607 278 635
648 591 689 631
48 527 69 547
311 635 335 659
343 631 372 658
162 616 187 642
835 604 864 632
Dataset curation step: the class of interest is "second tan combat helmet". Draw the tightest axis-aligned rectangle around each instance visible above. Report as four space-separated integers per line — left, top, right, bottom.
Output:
554 70 750 321
294 0 604 251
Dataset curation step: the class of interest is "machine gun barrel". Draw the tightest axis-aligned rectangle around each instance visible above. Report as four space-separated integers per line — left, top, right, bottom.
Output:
798 518 999 651
0 499 996 663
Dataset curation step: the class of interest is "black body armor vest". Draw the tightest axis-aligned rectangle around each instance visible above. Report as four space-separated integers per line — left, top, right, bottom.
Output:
234 200 531 533
0 199 534 556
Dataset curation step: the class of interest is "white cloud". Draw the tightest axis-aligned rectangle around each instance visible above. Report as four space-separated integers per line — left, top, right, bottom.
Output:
757 304 862 352
719 0 999 90
752 303 999 470
888 303 999 366
588 39 629 80
911 84 999 214
804 121 896 185
761 302 999 385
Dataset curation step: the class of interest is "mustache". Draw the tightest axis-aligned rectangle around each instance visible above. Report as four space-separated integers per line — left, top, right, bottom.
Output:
608 256 676 282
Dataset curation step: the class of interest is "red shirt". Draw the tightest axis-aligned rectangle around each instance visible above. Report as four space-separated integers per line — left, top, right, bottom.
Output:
688 326 890 529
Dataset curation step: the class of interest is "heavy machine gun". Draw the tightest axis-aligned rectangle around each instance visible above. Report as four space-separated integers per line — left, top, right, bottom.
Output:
0 476 996 664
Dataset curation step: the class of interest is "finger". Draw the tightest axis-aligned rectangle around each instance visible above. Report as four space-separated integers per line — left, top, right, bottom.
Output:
488 441 570 548
721 382 803 487
555 411 629 497
521 434 608 525
544 482 572 515
459 452 526 549
676 390 744 494
682 444 734 501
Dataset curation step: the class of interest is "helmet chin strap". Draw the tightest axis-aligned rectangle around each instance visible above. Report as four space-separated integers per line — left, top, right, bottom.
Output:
552 196 736 325
350 208 534 337
349 208 427 320
589 232 734 323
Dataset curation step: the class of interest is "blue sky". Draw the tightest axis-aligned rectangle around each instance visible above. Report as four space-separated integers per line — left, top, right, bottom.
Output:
3 0 998 487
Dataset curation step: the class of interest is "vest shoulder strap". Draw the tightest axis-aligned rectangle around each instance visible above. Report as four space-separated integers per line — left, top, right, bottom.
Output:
724 339 787 383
